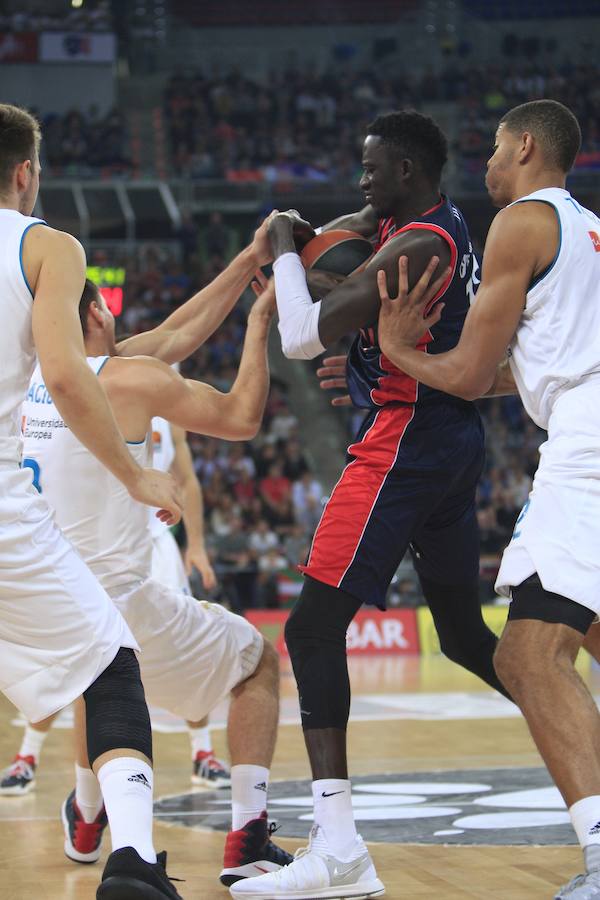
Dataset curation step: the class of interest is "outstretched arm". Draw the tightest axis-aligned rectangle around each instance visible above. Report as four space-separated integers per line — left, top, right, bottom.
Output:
119 278 275 440
115 216 274 363
375 202 558 400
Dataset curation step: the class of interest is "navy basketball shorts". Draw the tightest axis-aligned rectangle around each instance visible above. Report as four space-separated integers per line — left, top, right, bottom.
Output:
300 401 485 609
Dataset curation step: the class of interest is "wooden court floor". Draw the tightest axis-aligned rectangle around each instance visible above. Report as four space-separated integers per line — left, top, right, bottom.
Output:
0 654 595 900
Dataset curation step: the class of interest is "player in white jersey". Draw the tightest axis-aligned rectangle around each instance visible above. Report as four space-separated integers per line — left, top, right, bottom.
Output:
370 99 600 900
21 274 294 887
149 416 231 788
0 104 187 899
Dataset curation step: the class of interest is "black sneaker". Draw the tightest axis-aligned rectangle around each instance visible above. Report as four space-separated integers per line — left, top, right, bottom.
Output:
97 847 184 899
220 811 294 886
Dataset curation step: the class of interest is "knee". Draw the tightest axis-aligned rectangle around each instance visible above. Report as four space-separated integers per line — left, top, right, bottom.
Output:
493 638 517 691
436 628 466 666
259 638 280 687
493 633 539 697
436 622 488 668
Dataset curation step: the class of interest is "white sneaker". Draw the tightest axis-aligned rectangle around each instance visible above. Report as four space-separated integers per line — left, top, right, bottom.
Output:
229 824 385 899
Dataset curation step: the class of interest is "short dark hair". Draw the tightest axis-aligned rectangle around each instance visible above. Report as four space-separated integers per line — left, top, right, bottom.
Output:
0 104 41 191
80 278 100 335
367 110 448 183
500 100 581 173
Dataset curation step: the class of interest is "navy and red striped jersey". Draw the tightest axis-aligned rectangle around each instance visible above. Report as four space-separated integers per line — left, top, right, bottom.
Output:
346 194 480 408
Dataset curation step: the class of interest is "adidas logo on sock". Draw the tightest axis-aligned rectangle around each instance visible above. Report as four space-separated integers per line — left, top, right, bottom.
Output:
254 781 267 792
128 773 151 788
590 821 600 835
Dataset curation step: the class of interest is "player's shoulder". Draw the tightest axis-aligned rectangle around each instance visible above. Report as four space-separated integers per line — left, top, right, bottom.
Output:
369 225 448 269
24 222 85 258
100 354 174 388
488 201 557 250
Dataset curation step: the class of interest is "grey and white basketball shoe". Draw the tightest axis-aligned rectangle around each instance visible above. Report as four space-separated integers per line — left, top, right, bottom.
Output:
555 846 600 899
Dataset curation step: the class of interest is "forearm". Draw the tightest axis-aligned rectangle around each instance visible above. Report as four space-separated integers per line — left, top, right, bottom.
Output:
181 474 205 546
227 310 272 432
272 253 325 359
383 344 491 402
118 245 259 363
47 359 139 486
320 208 377 238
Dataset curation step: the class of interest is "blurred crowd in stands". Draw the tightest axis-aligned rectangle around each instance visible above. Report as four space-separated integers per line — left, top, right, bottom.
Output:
39 107 132 175
28 59 599 183
0 1 112 33
163 60 600 184
105 207 546 609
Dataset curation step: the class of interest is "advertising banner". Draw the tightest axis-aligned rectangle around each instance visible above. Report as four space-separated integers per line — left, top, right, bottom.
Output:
0 32 38 63
247 608 419 657
39 32 116 63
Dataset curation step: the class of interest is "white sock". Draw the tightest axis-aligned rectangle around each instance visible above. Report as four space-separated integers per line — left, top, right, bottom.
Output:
570 796 600 848
97 757 156 863
75 763 103 824
19 725 48 762
312 779 358 859
189 725 212 759
231 765 269 830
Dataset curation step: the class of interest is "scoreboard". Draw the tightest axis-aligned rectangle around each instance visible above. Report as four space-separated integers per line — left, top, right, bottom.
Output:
86 265 126 316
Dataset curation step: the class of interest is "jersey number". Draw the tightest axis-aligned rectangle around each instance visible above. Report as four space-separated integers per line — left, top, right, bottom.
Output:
22 457 42 493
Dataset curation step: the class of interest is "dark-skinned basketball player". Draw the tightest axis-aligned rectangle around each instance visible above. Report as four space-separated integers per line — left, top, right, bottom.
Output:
231 110 504 899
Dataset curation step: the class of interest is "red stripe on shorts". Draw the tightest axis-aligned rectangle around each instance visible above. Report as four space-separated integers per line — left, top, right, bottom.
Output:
300 405 415 590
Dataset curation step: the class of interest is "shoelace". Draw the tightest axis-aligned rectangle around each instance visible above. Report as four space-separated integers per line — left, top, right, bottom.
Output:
268 821 281 838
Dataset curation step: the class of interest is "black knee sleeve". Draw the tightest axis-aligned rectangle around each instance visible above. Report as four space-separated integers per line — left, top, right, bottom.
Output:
284 577 362 731
84 647 152 766
510 573 595 634
420 575 513 702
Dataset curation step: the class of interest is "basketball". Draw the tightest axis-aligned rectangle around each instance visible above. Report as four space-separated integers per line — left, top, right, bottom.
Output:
300 229 374 276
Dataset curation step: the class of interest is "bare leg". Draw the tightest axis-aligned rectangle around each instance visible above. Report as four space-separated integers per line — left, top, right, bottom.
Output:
582 622 600 662
187 714 209 729
30 712 58 732
73 695 90 768
228 640 279 767
495 619 600 805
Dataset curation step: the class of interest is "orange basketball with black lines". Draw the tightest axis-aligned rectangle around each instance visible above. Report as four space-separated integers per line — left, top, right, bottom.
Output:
300 229 374 276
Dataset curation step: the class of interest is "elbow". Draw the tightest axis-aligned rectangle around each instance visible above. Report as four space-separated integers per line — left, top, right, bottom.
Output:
236 417 262 440
41 369 74 400
450 371 493 402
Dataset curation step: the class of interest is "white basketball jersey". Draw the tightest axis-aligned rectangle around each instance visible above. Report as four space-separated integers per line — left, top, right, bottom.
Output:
149 416 175 538
507 188 600 429
0 210 44 451
22 357 153 592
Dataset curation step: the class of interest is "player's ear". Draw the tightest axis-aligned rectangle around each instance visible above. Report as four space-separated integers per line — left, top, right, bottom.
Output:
88 301 104 327
397 157 413 182
519 131 535 165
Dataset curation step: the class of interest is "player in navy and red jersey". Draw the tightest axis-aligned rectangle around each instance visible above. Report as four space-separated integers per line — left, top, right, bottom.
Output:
232 112 506 900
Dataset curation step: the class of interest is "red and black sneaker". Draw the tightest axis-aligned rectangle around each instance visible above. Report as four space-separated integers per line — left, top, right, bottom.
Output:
61 789 108 864
0 754 36 795
220 811 294 886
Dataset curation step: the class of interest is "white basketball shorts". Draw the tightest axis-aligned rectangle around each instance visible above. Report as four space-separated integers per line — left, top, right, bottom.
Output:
151 527 190 594
111 577 263 721
0 469 137 723
497 380 600 615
